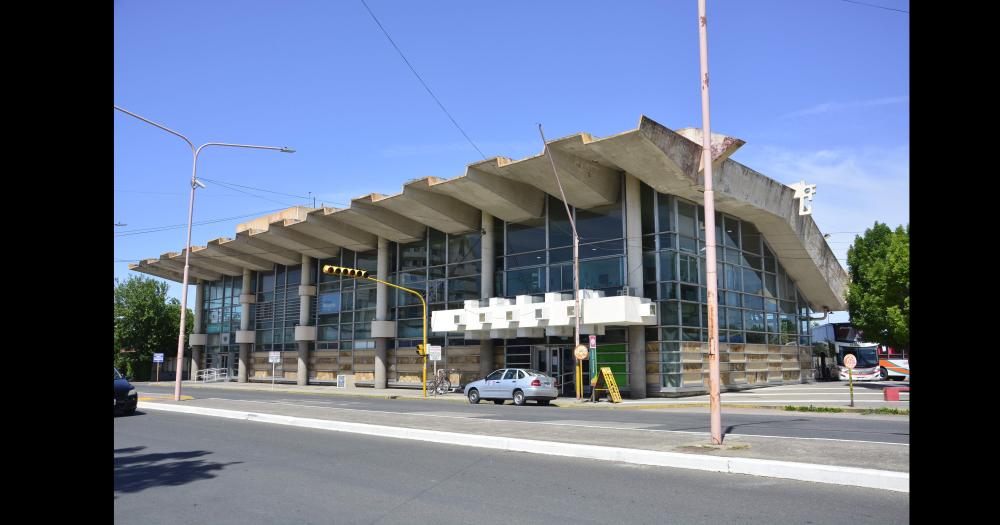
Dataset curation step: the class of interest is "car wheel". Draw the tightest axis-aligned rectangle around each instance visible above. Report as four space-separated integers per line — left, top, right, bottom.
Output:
880 367 889 380
537 399 550 406
124 407 136 416
468 389 480 404
513 390 526 406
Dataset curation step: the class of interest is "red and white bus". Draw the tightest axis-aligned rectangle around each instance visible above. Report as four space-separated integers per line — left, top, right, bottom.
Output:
811 323 907 381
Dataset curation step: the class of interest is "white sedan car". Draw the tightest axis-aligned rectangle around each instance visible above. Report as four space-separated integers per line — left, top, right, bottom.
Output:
464 368 558 406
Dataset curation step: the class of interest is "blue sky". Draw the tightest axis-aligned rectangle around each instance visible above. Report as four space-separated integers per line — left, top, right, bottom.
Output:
114 0 909 323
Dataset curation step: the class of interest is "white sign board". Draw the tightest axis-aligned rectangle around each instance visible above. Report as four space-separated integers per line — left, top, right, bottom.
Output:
589 335 597 349
843 354 857 370
153 353 164 363
427 345 442 361
268 351 281 364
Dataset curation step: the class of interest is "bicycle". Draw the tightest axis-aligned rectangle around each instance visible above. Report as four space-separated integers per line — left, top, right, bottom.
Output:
426 368 455 395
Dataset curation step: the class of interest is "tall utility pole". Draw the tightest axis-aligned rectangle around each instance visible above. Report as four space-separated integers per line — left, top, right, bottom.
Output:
697 0 723 444
538 124 584 400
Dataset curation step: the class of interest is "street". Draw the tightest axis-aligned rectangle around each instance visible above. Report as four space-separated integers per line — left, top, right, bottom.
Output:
115 410 908 525
137 383 910 444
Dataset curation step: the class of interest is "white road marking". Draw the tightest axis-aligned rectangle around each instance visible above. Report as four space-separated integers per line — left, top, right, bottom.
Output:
199 398 908 445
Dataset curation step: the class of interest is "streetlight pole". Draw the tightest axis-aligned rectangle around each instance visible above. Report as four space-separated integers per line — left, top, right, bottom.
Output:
696 1 723 445
538 124 583 401
114 105 295 401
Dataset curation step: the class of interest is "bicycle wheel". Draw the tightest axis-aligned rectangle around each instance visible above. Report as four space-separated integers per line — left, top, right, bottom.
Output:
436 379 451 395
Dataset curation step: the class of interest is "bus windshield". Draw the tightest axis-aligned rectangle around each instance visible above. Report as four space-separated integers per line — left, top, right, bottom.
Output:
841 346 879 368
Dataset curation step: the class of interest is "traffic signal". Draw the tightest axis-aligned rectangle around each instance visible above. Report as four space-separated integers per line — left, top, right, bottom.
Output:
322 265 369 279
416 344 426 356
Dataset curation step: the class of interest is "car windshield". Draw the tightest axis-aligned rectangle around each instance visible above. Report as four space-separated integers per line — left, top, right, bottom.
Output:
841 347 879 368
114 367 123 380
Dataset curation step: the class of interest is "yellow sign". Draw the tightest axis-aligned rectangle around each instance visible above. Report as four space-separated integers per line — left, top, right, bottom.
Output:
590 366 622 403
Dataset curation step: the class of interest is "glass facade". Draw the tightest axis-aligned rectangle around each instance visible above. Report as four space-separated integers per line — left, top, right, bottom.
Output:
198 177 817 392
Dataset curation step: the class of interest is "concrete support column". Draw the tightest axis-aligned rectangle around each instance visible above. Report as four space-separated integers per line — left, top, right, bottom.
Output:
190 279 205 380
625 173 647 399
297 254 313 386
374 237 390 389
238 269 252 383
479 212 496 378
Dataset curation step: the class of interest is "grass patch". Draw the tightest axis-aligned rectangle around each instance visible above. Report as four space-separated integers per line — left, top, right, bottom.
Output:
861 407 909 416
783 405 844 413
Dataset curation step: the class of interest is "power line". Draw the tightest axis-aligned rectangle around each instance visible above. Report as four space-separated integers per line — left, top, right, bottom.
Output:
113 207 289 237
840 0 908 14
359 0 487 160
197 177 311 200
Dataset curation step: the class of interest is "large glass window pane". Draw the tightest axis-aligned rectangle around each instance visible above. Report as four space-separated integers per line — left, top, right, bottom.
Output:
723 216 740 248
656 193 672 233
506 217 546 254
659 300 679 325
356 286 377 309
548 196 573 249
763 273 778 298
356 251 378 272
641 183 655 236
677 200 697 238
447 276 479 302
681 302 700 327
576 201 623 243
399 241 427 270
658 250 676 281
741 221 762 255
508 251 546 268
429 229 446 266
579 257 623 289
726 308 743 330
317 292 341 314
507 267 544 295
448 261 481 277
580 240 623 259
742 268 763 294
286 265 301 286
448 232 481 263
744 310 765 332
261 272 275 292
679 254 699 284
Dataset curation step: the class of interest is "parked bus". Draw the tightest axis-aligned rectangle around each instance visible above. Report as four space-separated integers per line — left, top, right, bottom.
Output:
811 323 886 381
876 344 910 381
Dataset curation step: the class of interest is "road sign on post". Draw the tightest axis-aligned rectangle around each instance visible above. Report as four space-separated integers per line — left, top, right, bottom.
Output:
844 354 857 407
153 353 164 383
589 335 597 349
269 351 281 390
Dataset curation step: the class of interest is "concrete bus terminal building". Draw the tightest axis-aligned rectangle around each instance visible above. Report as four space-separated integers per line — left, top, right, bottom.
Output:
130 116 847 398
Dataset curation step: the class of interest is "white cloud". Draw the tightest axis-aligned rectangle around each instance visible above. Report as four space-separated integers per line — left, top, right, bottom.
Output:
735 144 909 275
781 96 909 118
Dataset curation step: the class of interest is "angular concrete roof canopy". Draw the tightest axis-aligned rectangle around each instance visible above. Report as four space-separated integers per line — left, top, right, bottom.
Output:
187 246 245 277
130 115 846 310
157 253 221 282
427 157 546 223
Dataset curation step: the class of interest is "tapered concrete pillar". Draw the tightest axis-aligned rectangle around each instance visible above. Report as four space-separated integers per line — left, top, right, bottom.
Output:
374 237 390 389
238 269 252 383
190 279 205 380
479 212 495 378
626 174 647 399
296 254 317 386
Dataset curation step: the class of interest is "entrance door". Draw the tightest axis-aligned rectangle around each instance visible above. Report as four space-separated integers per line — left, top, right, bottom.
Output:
534 346 575 396
217 353 232 380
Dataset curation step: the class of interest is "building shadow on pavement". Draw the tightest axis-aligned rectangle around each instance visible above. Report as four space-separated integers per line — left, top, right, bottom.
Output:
114 446 242 496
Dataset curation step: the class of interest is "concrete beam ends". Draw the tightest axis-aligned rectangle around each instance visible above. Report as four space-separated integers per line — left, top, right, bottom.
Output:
294 325 318 342
332 195 426 242
235 330 256 344
302 210 378 251
235 206 314 234
258 218 341 259
188 246 246 277
230 231 302 266
204 238 274 272
370 178 480 234
157 254 222 282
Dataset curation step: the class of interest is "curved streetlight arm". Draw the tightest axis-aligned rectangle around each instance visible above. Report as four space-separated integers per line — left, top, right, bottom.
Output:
115 105 195 151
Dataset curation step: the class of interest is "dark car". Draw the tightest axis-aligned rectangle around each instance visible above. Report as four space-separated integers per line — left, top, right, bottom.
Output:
114 367 138 416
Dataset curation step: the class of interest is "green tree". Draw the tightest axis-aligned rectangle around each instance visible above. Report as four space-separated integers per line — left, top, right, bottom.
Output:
846 222 909 350
113 276 193 380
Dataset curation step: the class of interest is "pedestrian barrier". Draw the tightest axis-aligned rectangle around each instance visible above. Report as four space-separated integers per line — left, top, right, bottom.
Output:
883 386 909 401
197 368 231 383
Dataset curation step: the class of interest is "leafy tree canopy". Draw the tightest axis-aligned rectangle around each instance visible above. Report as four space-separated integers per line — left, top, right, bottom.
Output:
114 276 192 380
846 222 909 350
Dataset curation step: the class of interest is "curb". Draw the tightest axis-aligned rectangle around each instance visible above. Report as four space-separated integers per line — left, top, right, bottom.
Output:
138 401 908 493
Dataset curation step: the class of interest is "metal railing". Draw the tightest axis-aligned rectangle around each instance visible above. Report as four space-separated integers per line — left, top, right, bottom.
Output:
197 368 231 383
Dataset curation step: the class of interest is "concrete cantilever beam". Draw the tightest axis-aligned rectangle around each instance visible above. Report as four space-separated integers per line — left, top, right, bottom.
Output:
299 209 378 252
254 219 341 260
226 231 302 267
426 157 546 223
203 238 274 272
373 177 481 234
330 194 426 243
157 253 222 282
130 260 185 283
185 246 245 277
498 133 621 209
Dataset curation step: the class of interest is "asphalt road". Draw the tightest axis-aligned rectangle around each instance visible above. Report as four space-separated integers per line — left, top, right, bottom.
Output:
138 384 910 444
115 410 908 525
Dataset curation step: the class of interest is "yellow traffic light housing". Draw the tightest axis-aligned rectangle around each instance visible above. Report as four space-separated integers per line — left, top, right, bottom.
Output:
322 265 369 279
416 344 427 356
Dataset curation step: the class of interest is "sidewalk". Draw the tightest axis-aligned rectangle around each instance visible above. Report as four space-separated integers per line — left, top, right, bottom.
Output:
139 379 910 412
136 394 909 492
